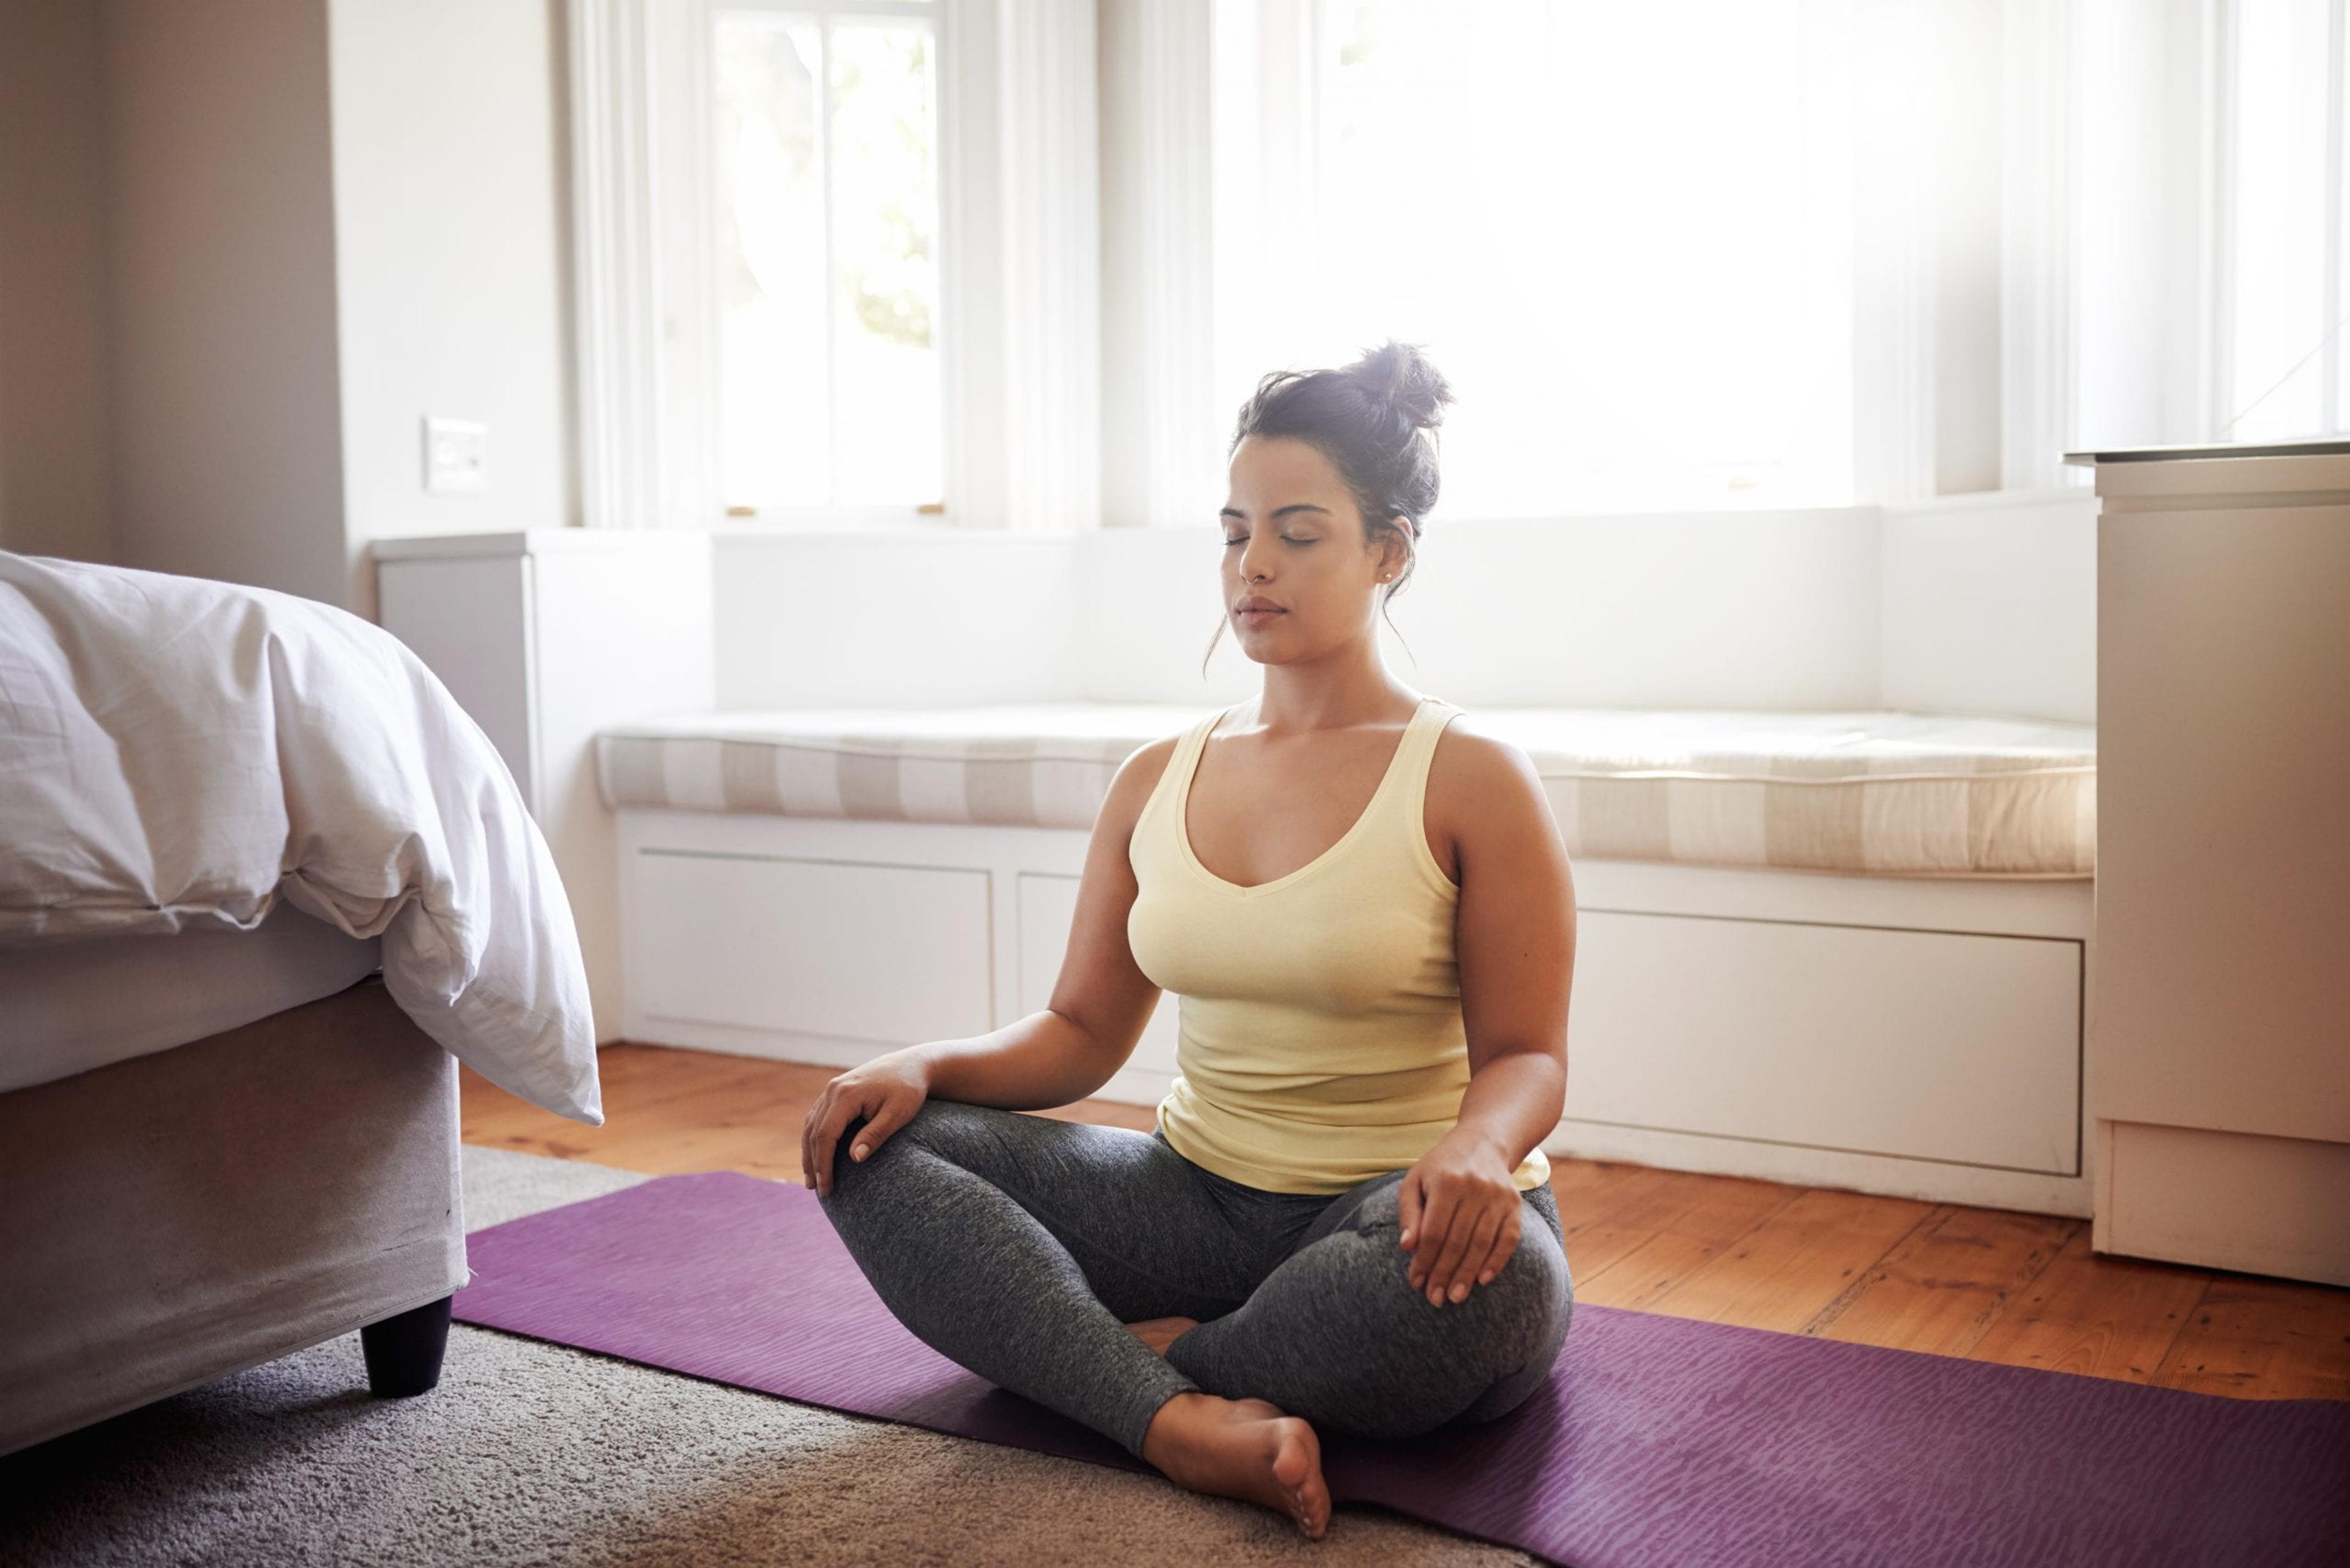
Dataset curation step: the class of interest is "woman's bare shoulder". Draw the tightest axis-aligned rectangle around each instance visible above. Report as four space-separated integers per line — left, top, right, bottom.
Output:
1425 711 1561 860
1429 709 1545 790
1095 732 1184 837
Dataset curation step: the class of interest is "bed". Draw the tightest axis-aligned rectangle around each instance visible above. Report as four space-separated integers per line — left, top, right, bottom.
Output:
0 551 603 1457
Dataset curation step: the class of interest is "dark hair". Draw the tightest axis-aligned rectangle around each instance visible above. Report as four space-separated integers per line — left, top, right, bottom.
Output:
1203 339 1454 673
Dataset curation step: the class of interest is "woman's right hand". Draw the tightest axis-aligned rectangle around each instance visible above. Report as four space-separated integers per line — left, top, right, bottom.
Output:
799 1048 933 1197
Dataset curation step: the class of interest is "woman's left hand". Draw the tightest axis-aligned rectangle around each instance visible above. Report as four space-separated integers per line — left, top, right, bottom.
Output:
1397 1129 1524 1308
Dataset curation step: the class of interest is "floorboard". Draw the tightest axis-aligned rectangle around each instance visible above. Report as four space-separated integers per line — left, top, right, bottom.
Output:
460 1043 2350 1400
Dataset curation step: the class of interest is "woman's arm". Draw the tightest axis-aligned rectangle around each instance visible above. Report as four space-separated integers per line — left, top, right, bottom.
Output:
1447 1048 1569 1180
903 1006 1130 1110
1396 730 1576 1306
799 737 1175 1193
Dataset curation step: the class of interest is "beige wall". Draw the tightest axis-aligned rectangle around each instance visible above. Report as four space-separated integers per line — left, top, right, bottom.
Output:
99 0 350 607
0 0 117 563
7 0 572 616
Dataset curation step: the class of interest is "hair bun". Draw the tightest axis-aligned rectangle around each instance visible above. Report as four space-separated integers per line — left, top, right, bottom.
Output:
1353 338 1453 432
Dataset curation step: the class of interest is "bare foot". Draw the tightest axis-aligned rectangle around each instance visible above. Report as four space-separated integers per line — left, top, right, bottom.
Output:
1141 1391 1330 1540
1124 1315 1199 1356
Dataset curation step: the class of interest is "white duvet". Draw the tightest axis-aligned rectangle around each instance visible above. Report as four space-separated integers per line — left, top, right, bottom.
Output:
0 551 602 1124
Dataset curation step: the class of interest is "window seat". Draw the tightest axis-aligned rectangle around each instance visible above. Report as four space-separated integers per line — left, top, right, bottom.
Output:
600 703 2094 1220
595 704 2095 878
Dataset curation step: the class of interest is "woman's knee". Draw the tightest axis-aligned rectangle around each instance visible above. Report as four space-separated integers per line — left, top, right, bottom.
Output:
1385 1202 1572 1375
1445 1221 1573 1422
1389 1244 1572 1435
861 1095 994 1157
1454 1303 1571 1426
1485 1217 1572 1314
1342 1195 1568 1365
822 1096 957 1200
1384 1190 1569 1307
824 1096 1031 1211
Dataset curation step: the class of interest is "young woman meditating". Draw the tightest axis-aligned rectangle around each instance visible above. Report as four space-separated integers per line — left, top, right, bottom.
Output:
799 340 1578 1540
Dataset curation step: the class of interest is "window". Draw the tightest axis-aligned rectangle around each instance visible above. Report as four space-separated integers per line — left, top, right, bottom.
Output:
1214 0 2350 510
2213 0 2349 442
572 0 1092 531
592 2 2350 529
1225 0 1862 515
712 2 943 514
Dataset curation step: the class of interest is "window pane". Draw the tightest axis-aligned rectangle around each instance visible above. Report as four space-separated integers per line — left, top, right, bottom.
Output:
717 14 830 505
2226 0 2332 440
829 21 942 505
715 11 942 510
1310 0 1856 513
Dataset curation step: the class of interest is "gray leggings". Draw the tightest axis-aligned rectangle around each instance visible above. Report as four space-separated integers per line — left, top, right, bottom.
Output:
817 1097 1575 1460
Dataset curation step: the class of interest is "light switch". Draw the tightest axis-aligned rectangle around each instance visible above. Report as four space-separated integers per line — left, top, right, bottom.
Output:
423 416 488 495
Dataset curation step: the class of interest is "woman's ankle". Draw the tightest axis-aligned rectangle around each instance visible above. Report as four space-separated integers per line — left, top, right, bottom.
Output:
1138 1391 1330 1539
1141 1390 1215 1456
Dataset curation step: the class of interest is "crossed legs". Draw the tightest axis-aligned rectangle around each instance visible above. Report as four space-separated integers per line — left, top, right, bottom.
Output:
816 1098 1573 1458
1165 1168 1573 1439
817 1098 1253 1457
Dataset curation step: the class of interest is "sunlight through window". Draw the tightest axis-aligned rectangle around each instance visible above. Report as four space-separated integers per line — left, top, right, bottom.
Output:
1296 0 1857 514
715 6 942 513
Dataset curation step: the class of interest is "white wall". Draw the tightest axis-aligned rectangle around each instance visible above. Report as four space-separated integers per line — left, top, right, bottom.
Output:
1110 510 1884 711
1881 488 2096 723
0 0 116 564
706 495 2098 721
99 0 350 607
327 0 574 618
712 531 1083 708
712 507 1887 712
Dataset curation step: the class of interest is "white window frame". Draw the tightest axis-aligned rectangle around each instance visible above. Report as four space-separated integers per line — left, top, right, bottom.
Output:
569 0 1099 532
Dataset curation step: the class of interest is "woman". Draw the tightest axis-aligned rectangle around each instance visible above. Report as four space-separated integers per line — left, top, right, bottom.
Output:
799 340 1577 1540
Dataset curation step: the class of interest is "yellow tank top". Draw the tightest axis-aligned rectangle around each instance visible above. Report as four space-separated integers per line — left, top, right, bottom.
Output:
1126 695 1552 1196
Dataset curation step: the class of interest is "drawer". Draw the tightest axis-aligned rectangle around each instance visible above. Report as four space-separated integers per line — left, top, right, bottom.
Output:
1567 910 2081 1174
629 851 993 1044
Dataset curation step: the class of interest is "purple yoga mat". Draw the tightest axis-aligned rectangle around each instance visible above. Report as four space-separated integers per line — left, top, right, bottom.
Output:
454 1170 2350 1567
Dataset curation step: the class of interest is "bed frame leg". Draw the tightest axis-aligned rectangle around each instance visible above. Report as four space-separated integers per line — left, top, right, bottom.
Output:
361 1294 453 1397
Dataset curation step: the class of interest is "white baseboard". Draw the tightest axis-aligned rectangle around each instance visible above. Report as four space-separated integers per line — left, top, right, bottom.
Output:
1544 1118 2091 1219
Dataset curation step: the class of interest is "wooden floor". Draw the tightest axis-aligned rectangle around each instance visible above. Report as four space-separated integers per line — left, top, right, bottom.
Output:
462 1043 2350 1402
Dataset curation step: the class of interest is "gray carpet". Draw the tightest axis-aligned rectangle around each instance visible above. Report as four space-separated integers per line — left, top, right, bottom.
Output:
1 1146 1537 1566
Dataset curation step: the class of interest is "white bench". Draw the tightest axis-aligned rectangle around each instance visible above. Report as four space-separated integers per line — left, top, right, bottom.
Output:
599 703 2096 1217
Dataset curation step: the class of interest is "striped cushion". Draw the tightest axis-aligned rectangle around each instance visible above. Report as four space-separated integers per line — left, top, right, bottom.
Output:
596 704 2095 878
